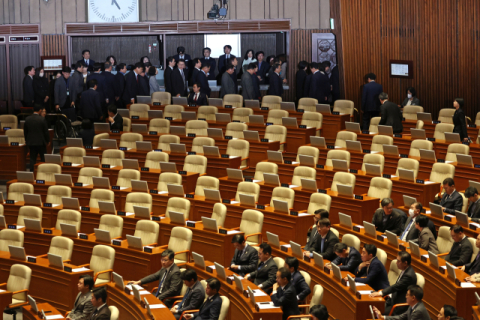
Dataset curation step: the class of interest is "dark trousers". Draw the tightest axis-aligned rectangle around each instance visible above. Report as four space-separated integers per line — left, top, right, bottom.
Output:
29 145 46 171
362 110 378 131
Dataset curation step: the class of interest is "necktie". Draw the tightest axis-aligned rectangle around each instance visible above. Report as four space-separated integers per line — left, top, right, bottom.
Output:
178 288 190 309
321 238 325 252
227 55 229 60
136 75 138 83
470 202 477 217
91 309 98 319
194 94 198 101
401 218 414 241
475 252 480 262
156 270 168 297
257 262 264 270
181 70 185 83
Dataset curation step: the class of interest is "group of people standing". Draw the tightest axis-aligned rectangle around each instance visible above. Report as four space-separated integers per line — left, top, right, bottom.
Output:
295 60 339 105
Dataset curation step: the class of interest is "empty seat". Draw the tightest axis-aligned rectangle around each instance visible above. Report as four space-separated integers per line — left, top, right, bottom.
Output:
129 104 150 118
144 151 169 169
261 95 282 109
254 162 278 180
151 92 171 105
89 189 115 208
93 133 109 147
298 98 318 112
5 129 25 144
291 166 316 186
267 109 288 125
0 229 24 252
77 167 102 185
361 154 385 172
37 164 61 182
197 106 218 120
88 245 115 285
325 150 350 168
369 117 381 133
166 197 191 219
223 94 243 109
409 139 433 157
8 182 33 202
239 209 264 245
371 135 393 152
134 220 160 246
98 214 123 238
191 137 215 154
367 177 393 202
403 106 424 120
377 248 387 266
437 226 454 254
416 120 424 129
194 176 219 196
335 131 357 148
211 203 227 227
46 185 72 204
119 132 143 149
46 236 74 261
296 146 319 166
109 306 120 320
227 139 249 168
438 108 455 123
101 149 124 167
148 119 170 133
445 143 469 162
5 264 31 306
270 187 295 208
301 112 323 136
342 234 361 251
333 100 354 116
116 169 140 188
307 193 332 214
123 117 131 132
264 125 287 151
165 226 193 264
183 155 207 174
17 206 42 226
186 120 208 136
330 172 356 192
225 122 248 139
157 135 180 151
434 123 454 140
395 158 420 178
235 182 260 202
164 105 184 119
63 147 86 164
157 172 182 192
476 112 480 126
125 192 152 212
0 115 18 129
232 108 253 122
429 163 455 184
56 209 81 231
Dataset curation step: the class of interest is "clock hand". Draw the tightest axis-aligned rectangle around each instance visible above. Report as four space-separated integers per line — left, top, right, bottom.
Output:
112 0 121 10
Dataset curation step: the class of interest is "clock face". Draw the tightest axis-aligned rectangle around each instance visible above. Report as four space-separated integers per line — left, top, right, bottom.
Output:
88 0 139 23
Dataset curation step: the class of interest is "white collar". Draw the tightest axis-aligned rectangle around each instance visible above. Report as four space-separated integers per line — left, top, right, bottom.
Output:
169 66 173 70
97 303 106 311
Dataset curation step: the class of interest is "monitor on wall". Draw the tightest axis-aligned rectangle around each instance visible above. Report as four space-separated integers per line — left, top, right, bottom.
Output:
41 56 66 71
390 60 413 79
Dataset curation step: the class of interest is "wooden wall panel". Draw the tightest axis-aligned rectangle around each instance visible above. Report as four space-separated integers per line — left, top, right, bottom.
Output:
42 34 66 57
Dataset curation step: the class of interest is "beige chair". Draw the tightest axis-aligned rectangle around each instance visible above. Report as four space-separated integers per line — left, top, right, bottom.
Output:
0 204 3 217
254 162 278 180
42 236 74 261
186 120 208 136
197 106 218 120
267 109 288 125
325 150 351 168
298 98 318 112
307 193 332 214
235 182 261 202
0 229 24 252
274 257 285 269
191 137 215 154
416 120 424 129
164 105 184 119
291 166 316 186
369 117 381 133
77 167 102 185
129 104 150 118
445 143 469 162
134 220 159 246
437 226 454 254
0 115 18 129
119 132 143 149
211 203 227 228
8 182 33 201
330 172 356 192
125 192 153 212
152 92 171 105
109 306 120 320
81 245 115 285
361 154 385 172
227 139 250 168
270 187 295 208
46 185 72 204
416 273 425 289
434 123 454 140
195 176 219 196
261 95 282 109
101 149 125 167
116 169 140 188
232 108 253 122
367 177 392 202
157 135 180 151
402 106 424 120
475 112 480 126
149 119 170 133
438 108 455 124
461 192 469 213
296 146 319 166
376 248 387 267
333 100 355 117
388 260 401 286
477 135 480 144
93 133 109 147
89 189 115 208
225 122 248 139
166 197 191 219
183 155 207 174
264 125 287 151
335 131 357 148
342 234 361 251
238 209 264 245
144 151 169 169
157 172 182 192
5 129 25 144
301 112 323 136
395 158 420 178
223 94 243 109
371 135 393 152
17 206 42 226
217 296 230 320
98 214 123 239
56 209 81 231
409 139 433 157
122 117 131 132
161 226 193 264
36 163 61 182
469 237 479 263
3 264 31 307
429 163 455 184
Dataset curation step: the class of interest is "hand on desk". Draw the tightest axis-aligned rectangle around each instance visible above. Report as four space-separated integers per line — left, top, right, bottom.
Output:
170 305 178 313
184 314 193 320
230 265 239 270
465 276 472 282
461 265 466 272
128 280 141 286
369 291 383 298
324 263 332 270
372 306 385 319
245 274 250 279
303 251 311 257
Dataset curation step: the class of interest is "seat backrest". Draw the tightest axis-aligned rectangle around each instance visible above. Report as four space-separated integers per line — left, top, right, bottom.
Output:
99 214 124 238
90 245 115 282
333 100 354 116
330 227 339 238
37 163 61 182
197 106 218 121
0 229 24 252
409 139 433 157
273 257 285 269
437 226 454 254
416 273 425 289
232 108 253 122
151 92 171 105
476 112 480 126
429 163 455 184
125 192 153 212
144 151 169 169
434 123 454 140
168 226 193 262
388 259 400 286
46 185 72 204
78 167 103 184
5 129 25 144
235 182 260 202
368 117 381 133
445 143 469 162
218 296 230 320
7 264 31 303
0 115 18 129
186 120 208 136
292 166 316 186
122 117 131 132
164 105 185 119
264 125 287 143
254 162 278 180
90 189 115 208
267 109 288 125
116 169 141 188
93 133 110 147
18 206 42 225
227 139 250 167
367 177 392 201
158 134 180 151
270 187 295 208
326 150 351 168
195 176 220 196
335 131 357 148
438 108 455 123
157 172 182 192
395 158 419 178
211 203 227 228
296 146 319 165
461 192 468 213
331 172 356 192
101 149 125 167
149 119 170 133
166 197 191 219
309 284 324 307
183 155 207 174
129 104 150 118
223 94 244 109
119 133 143 149
403 106 424 120
109 306 120 320
48 236 74 261
416 120 424 129
307 193 332 214
239 209 264 244
371 135 393 152
361 153 385 172
469 237 479 263
225 122 248 139
8 182 34 201
301 112 323 134
298 98 318 112
376 248 387 266
191 137 215 153
134 220 159 245
56 209 82 230
342 234 361 251
261 95 282 109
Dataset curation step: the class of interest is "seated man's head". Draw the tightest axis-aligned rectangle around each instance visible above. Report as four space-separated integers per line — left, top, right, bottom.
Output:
381 198 394 215
449 224 464 243
361 244 377 262
442 178 455 195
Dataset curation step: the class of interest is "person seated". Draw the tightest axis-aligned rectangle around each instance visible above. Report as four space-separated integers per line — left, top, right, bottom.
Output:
461 234 480 275
371 198 404 235
187 83 208 107
445 225 473 267
89 287 111 320
170 269 205 320
245 243 278 294
229 234 259 277
370 251 417 315
465 187 480 222
271 267 300 320
183 278 222 320
440 178 463 214
304 218 339 261
326 242 361 274
412 215 439 254
107 104 123 131
400 202 437 241
438 305 465 320
282 257 311 301
309 304 329 320
304 209 329 252
372 285 429 320
77 119 95 147
66 275 94 320
347 244 389 291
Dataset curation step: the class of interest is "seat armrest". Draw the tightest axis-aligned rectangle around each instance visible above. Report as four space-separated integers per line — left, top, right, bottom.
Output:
287 315 313 320
389 303 409 316
151 287 158 294
94 269 113 282
437 252 448 257
157 245 168 249
12 289 28 295
145 243 157 247
245 232 262 244
36 254 48 258
181 309 200 320
77 264 90 268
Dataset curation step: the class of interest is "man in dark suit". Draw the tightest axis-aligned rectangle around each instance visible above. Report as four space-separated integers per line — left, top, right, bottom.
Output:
462 234 480 275
305 218 339 261
218 45 233 77
230 234 259 277
308 62 330 103
379 92 403 133
77 49 95 72
349 244 389 291
70 62 86 108
246 243 278 294
370 252 417 315
361 73 383 131
137 66 150 97
87 64 107 108
220 65 236 98
200 47 216 80
271 268 300 320
187 83 208 107
23 66 35 108
197 63 211 97
114 63 126 109
103 61 116 109
173 46 192 78
241 63 256 100
327 242 362 274
372 198 404 235
295 61 308 103
400 202 437 241
373 285 429 320
183 278 222 320
66 275 94 320
252 64 261 100
107 105 123 131
54 66 72 112
256 51 269 84
465 187 480 222
304 209 329 251
440 178 464 214
79 79 103 123
89 287 110 320
164 56 176 95
171 59 188 97
130 249 183 307
284 257 311 301
171 270 205 320
24 105 49 170
445 225 473 267
190 58 201 86
268 63 284 97
122 63 143 105
229 56 239 93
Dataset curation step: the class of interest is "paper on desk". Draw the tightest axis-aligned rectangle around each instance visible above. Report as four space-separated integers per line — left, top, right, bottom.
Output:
370 151 380 154
0 290 5 293
358 290 373 295
231 201 239 204
369 132 376 134
424 181 436 184
461 282 476 288
130 290 150 295
346 282 366 287
425 211 431 214
445 161 454 164
228 275 244 280
72 267 90 272
127 148 132 150
421 254 429 258
125 284 144 290
18 144 25 146
227 230 241 235
93 147 100 149
291 162 299 165
72 163 82 167
16 226 24 229
51 204 60 207
253 180 262 183
252 289 267 296
298 213 311 217
390 175 397 178
157 191 168 194
82 184 91 187
256 302 279 310
45 315 64 320
229 155 239 159
446 215 455 218
334 146 342 149
149 304 167 309
282 244 291 248
120 187 128 190
289 185 299 189
109 166 117 169
355 225 364 229
125 212 135 216
470 222 480 228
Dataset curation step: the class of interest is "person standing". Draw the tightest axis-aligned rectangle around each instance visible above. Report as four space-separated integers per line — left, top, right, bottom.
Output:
295 61 308 103
122 62 143 105
33 67 50 112
87 64 107 109
24 104 49 171
229 56 239 93
23 66 35 109
241 63 256 100
267 63 283 97
149 67 161 95
137 63 150 96
242 49 257 73
220 65 236 98
218 45 233 76
256 51 269 84
452 98 469 142
79 79 103 123
361 73 383 131
114 63 126 109
103 61 116 110
190 58 202 86
70 62 86 108
77 119 95 147
77 50 95 72
330 64 340 104
200 47 216 80
379 92 403 133
308 62 329 103
54 66 76 121
173 46 192 78
164 57 176 95
251 63 261 100
171 59 188 97
196 63 211 97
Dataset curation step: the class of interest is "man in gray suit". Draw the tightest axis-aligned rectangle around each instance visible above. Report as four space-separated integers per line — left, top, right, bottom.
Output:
170 269 205 319
245 243 278 294
220 64 236 98
129 249 183 308
54 66 76 121
70 61 86 107
66 275 94 320
230 234 259 277
241 63 256 100
373 285 429 320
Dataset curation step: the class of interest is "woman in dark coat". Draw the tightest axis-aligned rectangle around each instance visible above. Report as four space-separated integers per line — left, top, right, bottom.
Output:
33 67 50 112
295 61 308 103
452 98 469 142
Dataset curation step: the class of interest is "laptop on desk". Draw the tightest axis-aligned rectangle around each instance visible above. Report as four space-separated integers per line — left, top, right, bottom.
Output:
170 143 187 154
227 168 244 181
17 171 34 183
94 229 112 243
429 202 444 218
267 150 283 163
167 184 184 196
244 100 260 109
385 230 399 248
346 140 362 152
132 124 148 133
470 180 480 191
419 149 436 161
112 272 125 290
363 221 377 237
203 146 221 157
299 154 315 167
266 232 280 248
208 128 224 139
131 180 149 193
62 197 79 210
94 123 110 133
126 235 143 249
410 129 426 140
160 162 177 173
398 168 415 182
280 102 295 111
8 246 26 260
181 111 196 120
263 173 280 186
67 138 83 147
83 156 101 168
100 139 117 149
136 141 153 151
117 109 130 118
169 211 186 225
45 154 62 165
54 174 73 186
403 195 416 208
243 130 260 142
201 217 219 232
208 98 223 107
310 136 326 148
122 159 139 169
282 117 298 128
133 206 151 219
272 200 289 214
98 201 116 214
445 132 461 143
148 110 163 118
316 104 331 114
170 126 186 136
204 189 221 202
214 262 227 280
364 163 382 177
47 253 64 269
345 122 361 133
416 112 432 122
456 154 473 167
239 194 256 207
409 241 420 257
378 125 393 136
136 96 152 104
215 113 231 123
93 177 110 189
336 184 353 197
60 223 78 237
172 97 188 105
192 252 206 269
24 218 42 232
332 159 349 171
24 194 42 206
383 145 399 157
455 210 469 226
339 213 353 228
289 241 304 259
248 115 264 124
300 178 317 191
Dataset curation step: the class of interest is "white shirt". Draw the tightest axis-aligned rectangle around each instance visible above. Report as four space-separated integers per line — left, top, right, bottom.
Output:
169 66 173 70
85 59 89 65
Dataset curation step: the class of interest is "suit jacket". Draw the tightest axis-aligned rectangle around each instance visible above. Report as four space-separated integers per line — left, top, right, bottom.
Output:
164 66 174 94
103 71 116 104
218 54 234 75
361 81 383 112
230 244 259 276
371 208 404 235
149 76 161 95
78 128 95 147
220 72 236 98
387 301 429 320
69 291 94 320
414 228 439 254
290 271 311 301
355 256 389 291
110 113 123 131
79 89 103 120
401 97 421 107
187 92 208 107
401 216 437 242
24 113 49 146
87 73 106 103
33 76 49 104
249 257 278 293
383 266 417 307
308 71 329 102
122 71 139 104
54 75 69 108
303 74 312 98
190 68 200 87
295 69 307 100
304 225 318 252
140 263 183 301
330 65 340 100
230 69 238 94
70 71 85 104
23 75 35 104
114 72 126 99
267 72 283 97
177 281 206 315
197 71 211 97
440 190 464 214
331 246 362 273
468 200 480 222
241 72 256 100
77 59 95 72
251 73 261 99
379 101 403 133
313 229 340 261
200 58 216 80
257 61 269 84
193 293 222 320
137 75 150 96
171 68 188 97
453 108 469 140
465 253 480 275
90 304 110 320
445 237 473 266
271 283 300 320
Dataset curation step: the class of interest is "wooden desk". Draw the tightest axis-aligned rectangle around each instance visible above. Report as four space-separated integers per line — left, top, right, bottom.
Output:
0 144 28 180
473 305 480 320
319 113 350 146
402 119 478 140
0 289 13 315
23 303 64 320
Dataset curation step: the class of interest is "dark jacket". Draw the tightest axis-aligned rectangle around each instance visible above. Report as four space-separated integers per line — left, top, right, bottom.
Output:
87 72 106 103
24 113 49 146
89 304 110 320
413 228 439 254
230 69 238 93
290 271 311 301
190 68 200 87
271 282 300 320
382 266 417 308
173 54 192 72
171 68 188 97
308 71 329 102
218 54 233 75
54 75 69 108
70 71 85 105
453 108 469 141
468 199 480 223
330 65 340 101
372 208 404 235
295 69 307 101
354 256 389 291
114 72 126 100
331 247 362 273
140 263 183 301
33 76 49 105
440 190 464 215
79 89 103 120
445 236 473 266
200 57 216 80
122 71 139 104
164 66 174 94
69 291 94 320
176 281 206 315
401 215 436 242
379 101 403 133
241 72 256 100
192 293 222 320
361 81 383 112
249 257 278 293
313 229 339 261
78 128 95 146
401 97 421 107
230 244 258 276
303 74 312 98
103 71 116 104
257 61 269 84
465 252 480 275
187 92 208 107
388 301 429 320
251 73 261 99
109 113 123 131
304 225 318 252
268 72 283 97
137 75 150 96
220 72 236 98
197 71 211 97
77 59 95 72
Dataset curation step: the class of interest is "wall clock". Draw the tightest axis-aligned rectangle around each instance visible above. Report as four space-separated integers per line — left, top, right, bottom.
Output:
88 0 139 23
